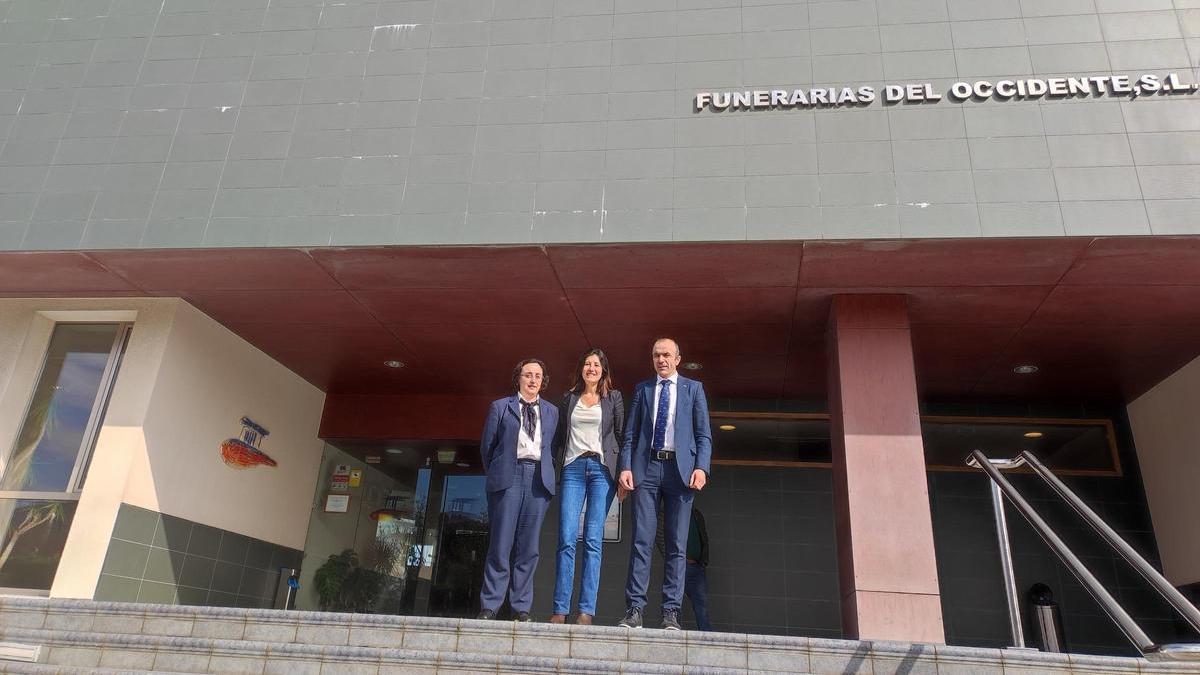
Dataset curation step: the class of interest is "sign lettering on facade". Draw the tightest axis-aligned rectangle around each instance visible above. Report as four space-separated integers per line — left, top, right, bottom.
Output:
695 72 1200 112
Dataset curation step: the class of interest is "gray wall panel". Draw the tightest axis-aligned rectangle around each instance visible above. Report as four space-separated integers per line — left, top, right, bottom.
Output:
1 0 1198 250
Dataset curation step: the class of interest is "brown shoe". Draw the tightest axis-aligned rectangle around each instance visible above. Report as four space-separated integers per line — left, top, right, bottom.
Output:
549 614 566 624
575 613 593 625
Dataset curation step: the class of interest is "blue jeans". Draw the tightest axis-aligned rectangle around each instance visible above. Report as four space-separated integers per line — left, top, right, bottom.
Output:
685 562 711 630
553 456 616 616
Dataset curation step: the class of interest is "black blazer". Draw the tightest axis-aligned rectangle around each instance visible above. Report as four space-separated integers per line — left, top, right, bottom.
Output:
553 389 625 480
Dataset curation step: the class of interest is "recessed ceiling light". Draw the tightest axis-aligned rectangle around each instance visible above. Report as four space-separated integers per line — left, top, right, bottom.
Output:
386 448 403 455
1013 365 1039 374
384 360 405 369
682 362 703 371
719 424 736 431
1024 431 1044 439
456 462 470 468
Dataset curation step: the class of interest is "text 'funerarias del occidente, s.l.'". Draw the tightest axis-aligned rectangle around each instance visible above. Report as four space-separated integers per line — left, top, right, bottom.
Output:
694 72 1200 112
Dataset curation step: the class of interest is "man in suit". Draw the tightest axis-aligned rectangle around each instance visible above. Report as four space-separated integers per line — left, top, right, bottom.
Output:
618 338 712 630
655 506 712 631
477 358 559 621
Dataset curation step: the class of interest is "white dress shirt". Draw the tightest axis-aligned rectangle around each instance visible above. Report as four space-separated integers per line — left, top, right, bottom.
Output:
653 372 679 451
516 396 542 461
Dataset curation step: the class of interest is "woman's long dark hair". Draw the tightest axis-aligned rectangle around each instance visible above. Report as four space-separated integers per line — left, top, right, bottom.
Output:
569 348 613 397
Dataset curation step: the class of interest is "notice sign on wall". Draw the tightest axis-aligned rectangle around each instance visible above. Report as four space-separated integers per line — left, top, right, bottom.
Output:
695 72 1199 112
331 464 351 491
324 494 350 513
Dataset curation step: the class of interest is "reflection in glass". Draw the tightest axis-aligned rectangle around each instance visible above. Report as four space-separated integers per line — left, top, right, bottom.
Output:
0 499 78 590
708 415 1118 474
922 420 1118 473
709 416 833 464
428 475 488 617
1 324 121 492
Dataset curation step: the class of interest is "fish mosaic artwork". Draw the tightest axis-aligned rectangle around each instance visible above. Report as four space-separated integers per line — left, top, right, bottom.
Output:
220 416 277 469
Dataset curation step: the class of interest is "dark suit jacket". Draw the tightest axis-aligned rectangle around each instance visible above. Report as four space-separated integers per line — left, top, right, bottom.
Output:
553 389 625 480
619 375 712 485
480 394 558 496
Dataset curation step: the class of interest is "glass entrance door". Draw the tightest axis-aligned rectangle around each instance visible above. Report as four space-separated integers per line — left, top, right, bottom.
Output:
300 441 485 618
427 474 487 617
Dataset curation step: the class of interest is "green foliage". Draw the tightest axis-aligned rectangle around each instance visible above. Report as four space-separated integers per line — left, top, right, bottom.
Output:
312 548 391 613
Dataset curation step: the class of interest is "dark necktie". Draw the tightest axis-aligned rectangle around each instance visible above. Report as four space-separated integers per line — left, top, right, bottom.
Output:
520 400 537 438
652 380 671 450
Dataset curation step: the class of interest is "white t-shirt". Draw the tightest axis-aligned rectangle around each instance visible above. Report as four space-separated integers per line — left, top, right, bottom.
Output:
565 398 602 466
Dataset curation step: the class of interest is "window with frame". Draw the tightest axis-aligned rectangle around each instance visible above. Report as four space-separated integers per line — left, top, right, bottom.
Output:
0 322 130 591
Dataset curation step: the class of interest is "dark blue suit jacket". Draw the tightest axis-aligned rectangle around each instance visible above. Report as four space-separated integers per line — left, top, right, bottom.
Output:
619 375 712 485
480 395 558 496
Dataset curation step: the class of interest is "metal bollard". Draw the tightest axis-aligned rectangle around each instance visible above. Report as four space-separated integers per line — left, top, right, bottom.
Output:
1029 583 1066 653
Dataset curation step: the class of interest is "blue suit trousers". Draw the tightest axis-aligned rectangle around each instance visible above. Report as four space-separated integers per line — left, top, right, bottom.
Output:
626 456 694 612
480 461 551 613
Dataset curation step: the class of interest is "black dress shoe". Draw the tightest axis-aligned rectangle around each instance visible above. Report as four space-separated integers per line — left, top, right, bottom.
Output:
476 609 496 620
662 609 681 631
617 607 643 628
514 611 533 622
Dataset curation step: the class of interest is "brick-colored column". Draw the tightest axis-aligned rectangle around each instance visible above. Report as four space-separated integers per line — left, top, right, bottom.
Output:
826 295 944 643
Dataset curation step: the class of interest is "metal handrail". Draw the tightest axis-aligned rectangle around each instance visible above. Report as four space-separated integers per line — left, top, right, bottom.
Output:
966 449 1200 662
1017 451 1200 636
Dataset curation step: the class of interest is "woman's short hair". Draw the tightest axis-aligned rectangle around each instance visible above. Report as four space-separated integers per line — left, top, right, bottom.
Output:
511 358 549 393
570 348 614 397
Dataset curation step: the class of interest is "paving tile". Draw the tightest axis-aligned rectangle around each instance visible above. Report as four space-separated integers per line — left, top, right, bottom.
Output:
1066 653 1142 674
244 621 299 642
319 660 379 675
208 653 268 674
45 646 102 668
349 626 406 649
42 612 94 631
628 635 687 664
99 648 157 669
808 638 874 675
457 629 513 654
686 643 748 669
400 629 456 651
297 623 349 646
92 613 144 634
745 637 811 673
265 657 323 675
0 609 45 629
999 649 1071 675
932 644 1003 675
143 616 194 636
570 633 629 660
193 618 247 640
377 665 438 675
513 633 571 658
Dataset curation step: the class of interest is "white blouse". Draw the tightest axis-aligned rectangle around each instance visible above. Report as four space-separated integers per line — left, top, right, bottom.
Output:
564 399 603 466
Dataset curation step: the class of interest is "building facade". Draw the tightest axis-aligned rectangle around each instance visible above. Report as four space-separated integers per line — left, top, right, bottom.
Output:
1 0 1199 659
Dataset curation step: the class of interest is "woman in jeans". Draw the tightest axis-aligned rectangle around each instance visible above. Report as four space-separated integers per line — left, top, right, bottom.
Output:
549 348 624 625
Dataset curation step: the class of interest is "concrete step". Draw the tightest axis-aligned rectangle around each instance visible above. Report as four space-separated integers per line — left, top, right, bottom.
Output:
1 626 747 675
1 596 1193 675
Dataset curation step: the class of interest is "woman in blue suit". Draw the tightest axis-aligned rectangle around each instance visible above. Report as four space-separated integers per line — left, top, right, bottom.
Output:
477 358 558 621
549 348 624 625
